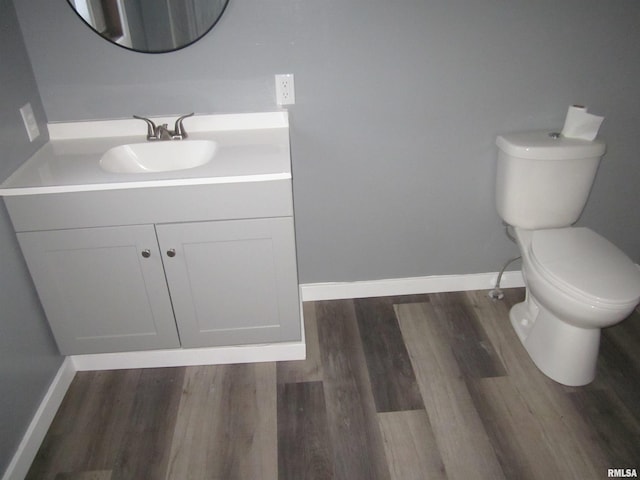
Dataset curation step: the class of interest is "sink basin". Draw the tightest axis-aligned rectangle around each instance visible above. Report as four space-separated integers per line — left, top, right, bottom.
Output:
99 140 218 173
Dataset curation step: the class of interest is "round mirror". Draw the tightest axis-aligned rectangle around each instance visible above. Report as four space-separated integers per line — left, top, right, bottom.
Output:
67 0 229 53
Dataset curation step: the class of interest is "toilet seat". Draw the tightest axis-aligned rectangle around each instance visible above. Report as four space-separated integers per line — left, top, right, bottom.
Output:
529 227 640 308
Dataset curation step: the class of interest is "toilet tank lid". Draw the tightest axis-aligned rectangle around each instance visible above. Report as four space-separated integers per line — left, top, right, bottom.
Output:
496 131 606 160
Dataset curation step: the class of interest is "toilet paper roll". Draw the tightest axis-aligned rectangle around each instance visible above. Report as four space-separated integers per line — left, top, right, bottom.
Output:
561 105 604 141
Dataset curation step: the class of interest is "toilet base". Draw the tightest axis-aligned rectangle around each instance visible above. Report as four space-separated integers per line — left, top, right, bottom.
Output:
509 294 600 386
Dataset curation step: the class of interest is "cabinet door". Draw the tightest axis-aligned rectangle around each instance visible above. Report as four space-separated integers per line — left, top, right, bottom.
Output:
17 226 180 355
157 218 301 348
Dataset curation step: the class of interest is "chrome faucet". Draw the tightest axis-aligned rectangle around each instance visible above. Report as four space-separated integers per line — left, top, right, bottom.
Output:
133 113 194 140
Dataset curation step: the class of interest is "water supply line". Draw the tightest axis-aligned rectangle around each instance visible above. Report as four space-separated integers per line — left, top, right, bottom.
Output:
488 224 521 300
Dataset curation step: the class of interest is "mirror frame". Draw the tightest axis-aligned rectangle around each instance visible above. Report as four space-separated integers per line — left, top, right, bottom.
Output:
67 0 230 54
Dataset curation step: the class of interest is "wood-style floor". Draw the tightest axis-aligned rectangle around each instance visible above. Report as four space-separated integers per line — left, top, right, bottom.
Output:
27 288 640 479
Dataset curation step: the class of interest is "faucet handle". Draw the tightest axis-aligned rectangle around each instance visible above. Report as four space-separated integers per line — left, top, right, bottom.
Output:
174 113 194 139
133 115 158 140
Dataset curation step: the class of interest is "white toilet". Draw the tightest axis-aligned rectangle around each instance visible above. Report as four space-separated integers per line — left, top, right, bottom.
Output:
495 130 640 386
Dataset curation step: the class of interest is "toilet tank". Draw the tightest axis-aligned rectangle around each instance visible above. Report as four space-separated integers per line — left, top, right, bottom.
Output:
495 131 606 229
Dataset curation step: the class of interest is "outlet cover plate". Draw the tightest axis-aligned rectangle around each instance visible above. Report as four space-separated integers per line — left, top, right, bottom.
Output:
275 74 295 106
20 102 40 142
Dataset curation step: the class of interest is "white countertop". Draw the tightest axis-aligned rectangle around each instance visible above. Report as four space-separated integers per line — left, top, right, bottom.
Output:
0 112 291 196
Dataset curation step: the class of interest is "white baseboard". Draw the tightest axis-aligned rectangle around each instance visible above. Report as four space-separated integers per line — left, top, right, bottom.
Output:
300 270 525 301
70 341 307 371
2 357 76 480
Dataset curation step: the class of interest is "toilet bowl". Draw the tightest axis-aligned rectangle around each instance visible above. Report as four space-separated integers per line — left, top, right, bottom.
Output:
510 226 640 386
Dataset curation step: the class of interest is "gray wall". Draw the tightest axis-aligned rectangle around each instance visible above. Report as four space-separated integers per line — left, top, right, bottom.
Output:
13 0 640 284
0 0 62 474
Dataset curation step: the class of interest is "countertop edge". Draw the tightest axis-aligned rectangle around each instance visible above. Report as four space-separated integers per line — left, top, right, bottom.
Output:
0 172 292 197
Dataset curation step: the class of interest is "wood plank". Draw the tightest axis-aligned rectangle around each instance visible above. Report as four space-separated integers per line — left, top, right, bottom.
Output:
429 292 506 378
604 306 640 371
501 287 526 310
568 388 640 467
111 367 184 479
277 381 334 480
28 369 142 479
74 370 142 471
47 371 88 436
387 293 433 304
594 308 640 423
395 302 506 480
465 376 564 480
166 363 277 480
377 410 446 480
54 471 112 480
315 299 391 480
27 371 91 480
592 329 640 426
165 365 220 478
601 306 640 373
277 302 323 384
354 297 424 412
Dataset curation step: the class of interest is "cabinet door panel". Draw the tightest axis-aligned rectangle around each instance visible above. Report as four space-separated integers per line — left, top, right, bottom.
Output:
157 218 300 347
17 226 180 354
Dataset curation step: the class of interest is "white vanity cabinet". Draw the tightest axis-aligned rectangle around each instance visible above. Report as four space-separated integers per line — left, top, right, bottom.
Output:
5 180 301 356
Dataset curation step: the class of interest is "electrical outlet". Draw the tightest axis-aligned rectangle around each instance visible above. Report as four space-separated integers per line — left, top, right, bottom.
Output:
19 102 40 142
275 74 295 106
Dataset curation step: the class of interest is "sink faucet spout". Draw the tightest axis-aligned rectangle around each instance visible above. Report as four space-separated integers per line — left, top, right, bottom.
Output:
156 124 173 140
